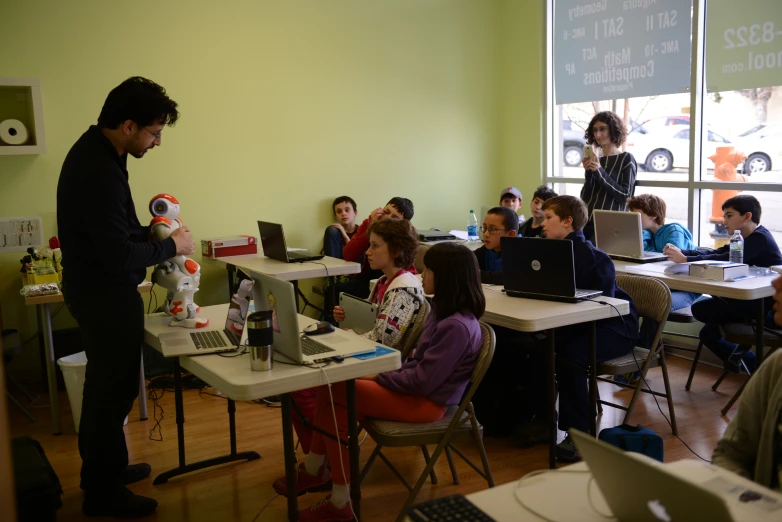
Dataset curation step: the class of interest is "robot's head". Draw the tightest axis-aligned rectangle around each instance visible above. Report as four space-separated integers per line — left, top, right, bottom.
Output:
149 194 180 220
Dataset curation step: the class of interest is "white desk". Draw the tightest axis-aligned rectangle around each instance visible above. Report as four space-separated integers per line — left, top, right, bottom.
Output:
144 304 400 522
481 286 630 468
614 260 775 368
420 239 484 251
466 460 782 521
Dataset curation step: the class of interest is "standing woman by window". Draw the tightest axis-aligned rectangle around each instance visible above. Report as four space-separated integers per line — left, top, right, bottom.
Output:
579 110 637 243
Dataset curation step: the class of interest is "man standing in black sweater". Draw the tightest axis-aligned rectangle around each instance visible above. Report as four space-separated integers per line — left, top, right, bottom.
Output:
57 77 193 518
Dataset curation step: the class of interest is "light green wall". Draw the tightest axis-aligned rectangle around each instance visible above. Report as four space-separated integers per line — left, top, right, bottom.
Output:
0 1 543 365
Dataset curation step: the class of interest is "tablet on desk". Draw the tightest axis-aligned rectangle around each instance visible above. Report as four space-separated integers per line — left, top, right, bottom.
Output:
339 293 377 334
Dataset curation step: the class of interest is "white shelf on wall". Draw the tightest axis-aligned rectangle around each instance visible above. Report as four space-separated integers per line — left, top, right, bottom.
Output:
0 77 46 155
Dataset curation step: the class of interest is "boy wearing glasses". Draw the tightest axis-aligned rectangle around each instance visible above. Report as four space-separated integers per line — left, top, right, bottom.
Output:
473 206 519 285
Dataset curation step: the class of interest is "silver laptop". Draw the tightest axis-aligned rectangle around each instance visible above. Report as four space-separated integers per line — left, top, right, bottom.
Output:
250 272 378 364
570 429 781 522
157 307 243 357
593 210 667 263
339 292 378 334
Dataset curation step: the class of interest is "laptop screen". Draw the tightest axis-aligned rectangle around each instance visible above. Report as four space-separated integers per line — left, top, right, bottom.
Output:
500 237 577 297
257 221 289 262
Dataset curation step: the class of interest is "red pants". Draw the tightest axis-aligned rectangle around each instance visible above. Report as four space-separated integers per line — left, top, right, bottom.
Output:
291 388 318 454
307 381 446 485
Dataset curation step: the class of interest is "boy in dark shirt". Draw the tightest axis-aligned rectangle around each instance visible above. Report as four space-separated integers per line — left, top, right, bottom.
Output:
518 185 558 237
665 195 782 373
322 196 359 259
473 206 519 284
520 196 639 461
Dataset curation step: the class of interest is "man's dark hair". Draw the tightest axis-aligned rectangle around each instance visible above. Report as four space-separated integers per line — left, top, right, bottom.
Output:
423 243 485 320
332 196 357 215
533 185 558 201
585 111 627 147
486 206 519 231
387 197 415 220
367 218 418 268
98 76 180 129
542 195 588 231
723 195 762 224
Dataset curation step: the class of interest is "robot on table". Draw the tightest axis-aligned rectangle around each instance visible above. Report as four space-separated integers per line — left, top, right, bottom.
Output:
148 193 208 328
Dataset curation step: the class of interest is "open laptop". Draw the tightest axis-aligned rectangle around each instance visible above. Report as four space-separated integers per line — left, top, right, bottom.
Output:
339 292 378 334
257 221 324 263
156 305 243 357
570 429 782 522
593 210 667 263
250 272 378 364
500 237 602 303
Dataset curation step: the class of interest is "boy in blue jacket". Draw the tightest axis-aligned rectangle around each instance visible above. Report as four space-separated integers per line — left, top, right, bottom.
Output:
473 206 519 285
530 196 639 461
665 195 782 373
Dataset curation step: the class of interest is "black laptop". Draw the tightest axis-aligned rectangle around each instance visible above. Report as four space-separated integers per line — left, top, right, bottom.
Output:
500 237 602 303
257 221 324 263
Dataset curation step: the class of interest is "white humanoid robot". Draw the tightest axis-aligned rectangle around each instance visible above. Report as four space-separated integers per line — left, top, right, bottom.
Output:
148 193 208 328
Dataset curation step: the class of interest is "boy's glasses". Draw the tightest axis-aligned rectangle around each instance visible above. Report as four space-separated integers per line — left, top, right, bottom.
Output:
479 227 510 235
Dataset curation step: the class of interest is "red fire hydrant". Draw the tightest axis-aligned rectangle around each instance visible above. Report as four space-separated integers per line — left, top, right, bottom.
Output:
709 146 747 247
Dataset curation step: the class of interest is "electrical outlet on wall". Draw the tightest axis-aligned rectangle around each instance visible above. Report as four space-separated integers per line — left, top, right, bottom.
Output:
0 216 43 251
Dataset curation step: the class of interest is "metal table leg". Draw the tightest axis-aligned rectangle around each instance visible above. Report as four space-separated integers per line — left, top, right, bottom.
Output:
41 304 61 435
547 330 556 469
347 379 361 518
756 299 765 367
588 322 597 436
138 348 148 421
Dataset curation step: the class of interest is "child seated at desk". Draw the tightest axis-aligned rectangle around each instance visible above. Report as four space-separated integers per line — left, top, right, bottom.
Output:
284 218 424 488
517 195 638 460
499 186 526 222
665 195 782 373
473 206 518 285
322 196 359 260
627 194 700 354
272 243 485 521
518 185 557 237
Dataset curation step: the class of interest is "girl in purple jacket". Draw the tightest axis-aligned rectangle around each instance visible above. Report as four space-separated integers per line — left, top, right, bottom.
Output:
273 243 486 522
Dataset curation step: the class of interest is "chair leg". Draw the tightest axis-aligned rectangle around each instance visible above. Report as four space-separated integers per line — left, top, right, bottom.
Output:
596 385 603 414
444 445 460 485
712 370 729 391
6 373 36 402
470 419 495 488
621 372 646 428
359 444 383 485
395 441 451 522
659 352 678 435
685 341 704 390
6 390 35 422
420 446 438 485
721 377 750 416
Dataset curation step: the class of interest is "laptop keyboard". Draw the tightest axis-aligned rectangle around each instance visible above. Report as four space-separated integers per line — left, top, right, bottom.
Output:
189 331 227 350
408 494 496 522
300 337 336 356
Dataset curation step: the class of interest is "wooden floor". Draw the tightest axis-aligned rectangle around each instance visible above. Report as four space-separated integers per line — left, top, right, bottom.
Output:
8 355 746 522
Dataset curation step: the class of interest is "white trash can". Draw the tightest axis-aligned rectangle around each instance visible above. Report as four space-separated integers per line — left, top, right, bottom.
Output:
57 351 128 433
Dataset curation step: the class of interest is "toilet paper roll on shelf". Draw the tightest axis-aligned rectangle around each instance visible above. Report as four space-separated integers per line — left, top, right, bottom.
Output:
0 119 29 145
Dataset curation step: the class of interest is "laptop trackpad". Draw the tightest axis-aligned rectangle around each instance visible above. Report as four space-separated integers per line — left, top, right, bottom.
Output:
159 334 190 346
319 335 350 344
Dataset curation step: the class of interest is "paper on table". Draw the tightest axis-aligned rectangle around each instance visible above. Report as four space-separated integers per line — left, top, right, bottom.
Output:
449 230 469 240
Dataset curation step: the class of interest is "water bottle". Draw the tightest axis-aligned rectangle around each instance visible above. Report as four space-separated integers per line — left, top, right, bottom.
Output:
729 230 744 264
467 210 478 240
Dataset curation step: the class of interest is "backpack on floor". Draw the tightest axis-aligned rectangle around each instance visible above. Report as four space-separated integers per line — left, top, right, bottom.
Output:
598 423 664 462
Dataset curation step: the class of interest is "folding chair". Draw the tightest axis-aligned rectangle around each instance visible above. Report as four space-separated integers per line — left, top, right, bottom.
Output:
596 275 678 435
396 299 430 360
359 321 496 522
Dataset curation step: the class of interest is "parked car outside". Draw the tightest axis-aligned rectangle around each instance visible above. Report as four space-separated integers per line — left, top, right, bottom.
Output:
625 125 739 172
733 122 782 173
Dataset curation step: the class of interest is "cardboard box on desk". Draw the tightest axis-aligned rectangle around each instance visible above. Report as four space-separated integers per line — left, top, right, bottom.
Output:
688 261 748 281
201 235 257 258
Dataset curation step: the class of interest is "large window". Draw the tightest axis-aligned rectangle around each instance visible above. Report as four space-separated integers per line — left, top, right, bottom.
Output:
547 0 782 249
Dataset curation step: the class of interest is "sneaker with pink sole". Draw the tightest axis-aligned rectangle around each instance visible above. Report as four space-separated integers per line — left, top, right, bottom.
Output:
298 495 354 522
272 461 332 497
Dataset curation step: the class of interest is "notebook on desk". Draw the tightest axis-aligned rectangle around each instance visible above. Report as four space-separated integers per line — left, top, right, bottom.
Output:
257 221 324 263
593 210 667 263
570 429 782 522
250 272 377 364
500 237 601 303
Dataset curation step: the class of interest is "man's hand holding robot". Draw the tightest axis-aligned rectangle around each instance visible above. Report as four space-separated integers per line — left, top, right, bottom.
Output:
148 194 207 328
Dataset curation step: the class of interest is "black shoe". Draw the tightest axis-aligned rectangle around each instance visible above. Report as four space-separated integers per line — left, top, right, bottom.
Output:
724 346 751 374
556 434 582 463
513 416 551 447
124 463 152 485
83 487 158 518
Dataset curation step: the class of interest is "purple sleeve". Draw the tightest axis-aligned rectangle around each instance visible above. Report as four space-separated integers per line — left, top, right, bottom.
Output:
376 319 470 397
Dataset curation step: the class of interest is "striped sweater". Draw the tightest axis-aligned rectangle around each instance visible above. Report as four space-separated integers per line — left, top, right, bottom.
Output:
580 151 637 219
